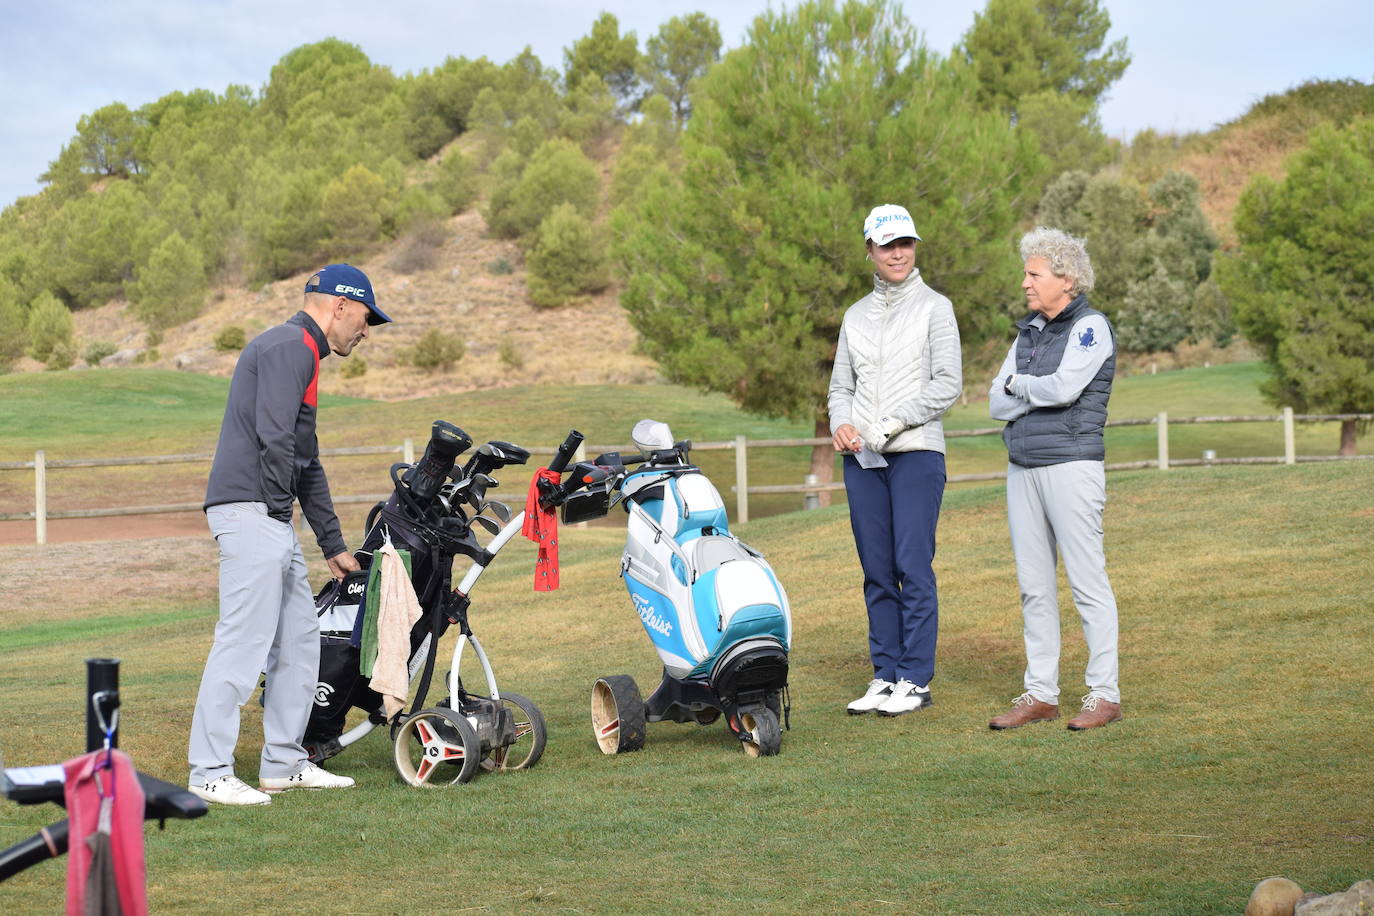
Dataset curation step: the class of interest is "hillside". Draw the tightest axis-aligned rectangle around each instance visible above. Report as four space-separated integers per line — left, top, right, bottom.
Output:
8 77 1371 397
1126 78 1374 247
55 206 658 401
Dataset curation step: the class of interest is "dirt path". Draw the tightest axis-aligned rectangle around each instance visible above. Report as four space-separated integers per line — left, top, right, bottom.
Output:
0 511 208 546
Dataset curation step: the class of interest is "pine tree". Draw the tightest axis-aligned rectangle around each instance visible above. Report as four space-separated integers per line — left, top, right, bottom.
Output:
642 13 722 124
613 0 1044 487
25 291 75 367
0 275 28 372
527 203 610 308
132 232 207 329
1219 119 1374 455
958 0 1130 117
485 138 600 239
564 13 642 112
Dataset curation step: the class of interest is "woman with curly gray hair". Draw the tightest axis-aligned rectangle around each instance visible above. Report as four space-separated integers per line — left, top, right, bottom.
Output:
985 227 1122 732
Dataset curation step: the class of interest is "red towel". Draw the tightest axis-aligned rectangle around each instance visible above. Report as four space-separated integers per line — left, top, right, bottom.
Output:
64 748 147 916
523 468 561 591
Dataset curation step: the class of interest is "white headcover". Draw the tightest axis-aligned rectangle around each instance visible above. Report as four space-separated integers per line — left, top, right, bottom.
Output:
631 418 675 454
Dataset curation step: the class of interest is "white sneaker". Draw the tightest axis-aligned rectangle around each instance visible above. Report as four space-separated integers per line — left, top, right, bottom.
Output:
847 678 895 715
259 762 356 794
190 775 272 806
876 679 932 716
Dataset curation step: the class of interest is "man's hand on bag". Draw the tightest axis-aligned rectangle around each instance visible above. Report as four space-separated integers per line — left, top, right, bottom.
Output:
327 551 361 580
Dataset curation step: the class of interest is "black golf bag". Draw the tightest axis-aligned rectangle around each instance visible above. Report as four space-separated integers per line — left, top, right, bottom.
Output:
301 421 522 763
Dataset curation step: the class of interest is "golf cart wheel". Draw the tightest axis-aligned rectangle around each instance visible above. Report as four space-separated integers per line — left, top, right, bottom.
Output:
482 691 548 772
591 675 646 755
738 706 781 758
765 690 783 721
393 707 481 787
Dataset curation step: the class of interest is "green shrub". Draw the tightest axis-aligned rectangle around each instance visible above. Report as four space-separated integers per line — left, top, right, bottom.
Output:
83 340 117 366
485 138 599 239
45 339 77 371
0 280 28 372
393 186 447 235
214 325 248 352
410 328 465 371
487 257 514 275
321 164 389 257
498 335 524 370
432 148 478 213
340 355 367 378
25 291 74 365
131 232 207 329
527 203 609 308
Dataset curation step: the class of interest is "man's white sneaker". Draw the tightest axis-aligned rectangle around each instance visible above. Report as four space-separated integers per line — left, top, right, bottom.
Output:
259 762 356 794
876 679 932 716
847 678 895 715
189 775 272 806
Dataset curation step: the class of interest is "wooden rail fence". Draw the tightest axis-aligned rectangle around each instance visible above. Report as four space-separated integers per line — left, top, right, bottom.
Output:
3 408 1369 544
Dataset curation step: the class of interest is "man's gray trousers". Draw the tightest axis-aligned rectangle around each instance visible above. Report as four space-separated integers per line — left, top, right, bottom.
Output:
189 502 318 784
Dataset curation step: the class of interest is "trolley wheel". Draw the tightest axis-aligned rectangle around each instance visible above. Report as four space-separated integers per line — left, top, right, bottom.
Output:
482 691 547 771
693 707 721 726
738 705 781 758
393 707 480 786
591 675 646 755
765 689 783 721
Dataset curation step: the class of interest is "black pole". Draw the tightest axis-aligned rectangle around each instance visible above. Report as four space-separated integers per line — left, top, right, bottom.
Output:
85 657 120 753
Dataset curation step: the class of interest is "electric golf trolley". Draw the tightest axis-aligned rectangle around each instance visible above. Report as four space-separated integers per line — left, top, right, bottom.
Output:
538 420 793 758
302 421 585 786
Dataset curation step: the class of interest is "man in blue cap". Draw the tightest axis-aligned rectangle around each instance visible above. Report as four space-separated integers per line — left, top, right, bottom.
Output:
189 264 392 805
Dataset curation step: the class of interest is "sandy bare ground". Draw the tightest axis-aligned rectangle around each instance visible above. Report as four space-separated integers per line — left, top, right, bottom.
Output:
0 526 218 620
0 512 208 546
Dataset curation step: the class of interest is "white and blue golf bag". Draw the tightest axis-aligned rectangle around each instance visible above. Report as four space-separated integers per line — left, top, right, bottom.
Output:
559 420 792 757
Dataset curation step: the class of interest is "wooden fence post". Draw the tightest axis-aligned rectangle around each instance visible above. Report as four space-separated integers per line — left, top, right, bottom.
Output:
35 449 47 546
1157 412 1169 470
403 438 414 464
1282 407 1296 465
735 435 749 525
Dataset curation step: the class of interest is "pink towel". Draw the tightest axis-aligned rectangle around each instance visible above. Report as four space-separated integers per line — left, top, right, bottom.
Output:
63 748 147 916
370 540 423 719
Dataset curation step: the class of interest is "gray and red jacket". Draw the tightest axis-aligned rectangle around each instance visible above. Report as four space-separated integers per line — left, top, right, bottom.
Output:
204 311 346 558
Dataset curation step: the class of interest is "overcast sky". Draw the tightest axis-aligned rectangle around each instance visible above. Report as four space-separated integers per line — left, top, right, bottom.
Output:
1 0 1370 209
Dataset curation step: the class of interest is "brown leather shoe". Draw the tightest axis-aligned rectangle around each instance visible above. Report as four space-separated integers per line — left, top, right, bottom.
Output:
988 693 1059 730
1066 695 1123 731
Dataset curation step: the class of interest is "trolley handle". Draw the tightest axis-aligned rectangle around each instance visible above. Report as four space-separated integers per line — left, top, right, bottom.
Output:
546 430 583 475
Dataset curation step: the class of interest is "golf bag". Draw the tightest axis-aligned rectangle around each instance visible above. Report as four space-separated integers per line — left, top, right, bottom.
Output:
301 420 512 763
548 420 793 756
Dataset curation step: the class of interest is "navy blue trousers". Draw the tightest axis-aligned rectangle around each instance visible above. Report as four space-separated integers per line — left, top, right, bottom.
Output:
843 449 945 685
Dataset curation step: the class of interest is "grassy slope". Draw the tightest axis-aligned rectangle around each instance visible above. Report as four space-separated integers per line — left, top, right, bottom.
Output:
0 458 1369 913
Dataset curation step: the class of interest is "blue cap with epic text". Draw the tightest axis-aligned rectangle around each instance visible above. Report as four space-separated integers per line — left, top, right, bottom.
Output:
305 264 392 326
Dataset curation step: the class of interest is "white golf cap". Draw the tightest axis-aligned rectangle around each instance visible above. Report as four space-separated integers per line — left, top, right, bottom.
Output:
863 204 921 244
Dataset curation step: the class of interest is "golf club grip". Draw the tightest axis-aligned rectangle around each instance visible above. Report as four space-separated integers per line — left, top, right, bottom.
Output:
547 430 583 475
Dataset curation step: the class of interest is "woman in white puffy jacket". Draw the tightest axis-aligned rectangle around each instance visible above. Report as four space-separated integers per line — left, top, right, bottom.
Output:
827 204 963 717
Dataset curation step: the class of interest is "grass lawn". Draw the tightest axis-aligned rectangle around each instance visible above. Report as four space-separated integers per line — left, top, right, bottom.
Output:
1 459 1370 913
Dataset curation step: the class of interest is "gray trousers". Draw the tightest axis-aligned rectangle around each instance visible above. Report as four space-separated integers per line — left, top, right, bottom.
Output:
1006 461 1119 704
189 502 319 783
